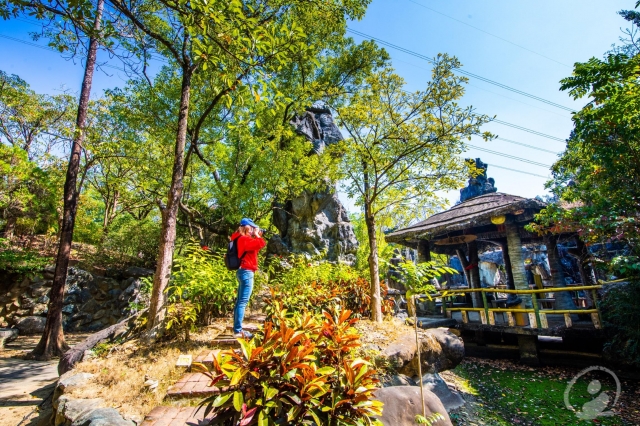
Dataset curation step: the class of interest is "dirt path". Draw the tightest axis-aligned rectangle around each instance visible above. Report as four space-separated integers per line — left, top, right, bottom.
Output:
0 333 90 426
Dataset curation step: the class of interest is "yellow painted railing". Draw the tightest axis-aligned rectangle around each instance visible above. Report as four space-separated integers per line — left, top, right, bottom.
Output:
433 282 617 330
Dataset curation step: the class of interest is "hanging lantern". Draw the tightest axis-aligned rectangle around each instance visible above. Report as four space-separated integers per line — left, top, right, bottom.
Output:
491 215 506 225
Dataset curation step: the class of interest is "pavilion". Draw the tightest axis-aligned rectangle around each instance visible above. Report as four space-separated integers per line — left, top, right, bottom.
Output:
385 162 579 312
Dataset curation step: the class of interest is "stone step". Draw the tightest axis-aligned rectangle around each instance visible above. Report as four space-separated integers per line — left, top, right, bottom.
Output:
165 372 225 399
225 322 262 333
212 334 241 346
193 349 220 366
140 406 214 425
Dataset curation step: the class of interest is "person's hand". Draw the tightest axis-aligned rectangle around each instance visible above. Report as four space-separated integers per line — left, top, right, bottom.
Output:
256 228 263 237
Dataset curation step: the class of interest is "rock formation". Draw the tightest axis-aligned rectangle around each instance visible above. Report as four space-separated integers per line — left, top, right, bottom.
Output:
0 266 151 333
267 101 358 263
374 387 453 426
459 158 497 202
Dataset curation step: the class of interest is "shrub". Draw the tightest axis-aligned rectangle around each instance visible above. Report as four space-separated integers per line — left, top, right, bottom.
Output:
600 279 640 368
194 306 383 426
264 255 390 319
0 238 51 273
167 242 246 324
97 214 161 267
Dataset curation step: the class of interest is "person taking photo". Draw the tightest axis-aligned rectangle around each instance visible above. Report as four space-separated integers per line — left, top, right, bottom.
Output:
229 218 265 339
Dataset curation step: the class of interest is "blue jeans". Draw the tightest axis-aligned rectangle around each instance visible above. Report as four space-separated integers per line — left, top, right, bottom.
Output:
233 268 254 333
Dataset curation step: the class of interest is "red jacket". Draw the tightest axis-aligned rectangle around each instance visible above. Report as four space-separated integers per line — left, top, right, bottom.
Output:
230 232 266 272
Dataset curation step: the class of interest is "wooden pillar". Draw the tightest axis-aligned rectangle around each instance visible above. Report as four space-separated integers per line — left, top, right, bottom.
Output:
499 240 516 291
545 235 577 311
467 240 483 308
455 248 471 288
505 221 532 308
417 239 431 263
574 236 595 308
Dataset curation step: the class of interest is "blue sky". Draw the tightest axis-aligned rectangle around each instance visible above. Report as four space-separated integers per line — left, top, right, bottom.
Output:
0 0 634 212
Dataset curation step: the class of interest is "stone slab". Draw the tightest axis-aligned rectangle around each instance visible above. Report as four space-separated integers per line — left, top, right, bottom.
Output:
193 350 219 366
165 372 223 399
141 406 214 426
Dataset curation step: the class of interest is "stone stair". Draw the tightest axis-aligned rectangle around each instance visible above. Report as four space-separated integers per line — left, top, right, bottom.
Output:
141 319 265 425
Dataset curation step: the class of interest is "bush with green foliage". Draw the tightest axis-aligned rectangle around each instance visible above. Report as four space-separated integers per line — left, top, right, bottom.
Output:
264 255 391 319
0 238 51 273
194 306 383 426
167 242 244 325
97 214 161 267
600 279 640 368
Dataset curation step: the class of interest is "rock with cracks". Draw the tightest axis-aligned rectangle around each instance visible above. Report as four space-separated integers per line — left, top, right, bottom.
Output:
0 328 18 348
374 386 453 426
421 373 465 411
383 327 464 377
401 328 464 376
15 316 46 334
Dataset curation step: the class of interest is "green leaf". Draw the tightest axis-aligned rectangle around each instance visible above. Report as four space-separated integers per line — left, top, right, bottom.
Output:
233 390 244 411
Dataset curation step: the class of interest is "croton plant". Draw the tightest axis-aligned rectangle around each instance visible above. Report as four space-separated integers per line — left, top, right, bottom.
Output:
193 306 384 425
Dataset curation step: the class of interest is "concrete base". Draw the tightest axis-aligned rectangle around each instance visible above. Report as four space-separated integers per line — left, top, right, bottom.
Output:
517 335 540 366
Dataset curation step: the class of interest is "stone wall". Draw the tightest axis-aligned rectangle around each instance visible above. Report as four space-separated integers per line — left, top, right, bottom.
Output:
0 265 151 334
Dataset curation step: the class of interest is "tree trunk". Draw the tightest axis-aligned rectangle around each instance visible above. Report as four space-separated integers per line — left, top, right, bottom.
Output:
146 66 193 338
2 216 17 239
29 0 103 360
364 206 382 323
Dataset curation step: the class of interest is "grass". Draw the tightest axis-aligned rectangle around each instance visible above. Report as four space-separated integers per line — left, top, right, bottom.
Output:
69 321 228 424
444 358 640 426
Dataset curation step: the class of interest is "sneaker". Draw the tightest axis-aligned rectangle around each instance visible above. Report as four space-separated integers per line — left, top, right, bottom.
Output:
233 330 253 339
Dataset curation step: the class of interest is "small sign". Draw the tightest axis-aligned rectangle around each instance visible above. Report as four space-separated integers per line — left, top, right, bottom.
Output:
176 354 192 368
434 235 477 245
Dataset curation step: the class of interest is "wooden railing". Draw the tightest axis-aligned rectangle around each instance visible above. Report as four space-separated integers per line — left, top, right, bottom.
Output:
435 283 609 330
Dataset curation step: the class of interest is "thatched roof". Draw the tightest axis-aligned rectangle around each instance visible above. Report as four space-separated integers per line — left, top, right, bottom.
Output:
386 192 546 244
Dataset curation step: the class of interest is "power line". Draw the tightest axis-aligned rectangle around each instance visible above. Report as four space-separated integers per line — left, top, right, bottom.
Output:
492 119 566 142
405 0 571 68
496 137 561 154
0 33 125 72
488 163 549 179
467 143 552 168
346 28 576 113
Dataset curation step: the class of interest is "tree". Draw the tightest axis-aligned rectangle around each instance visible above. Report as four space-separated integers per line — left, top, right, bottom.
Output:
0 71 74 162
537 4 640 261
335 58 492 322
104 0 373 337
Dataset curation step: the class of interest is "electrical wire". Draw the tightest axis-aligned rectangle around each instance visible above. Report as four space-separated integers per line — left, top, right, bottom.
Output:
467 144 552 168
404 0 571 68
346 28 576 113
487 163 549 179
491 119 566 142
496 137 561 154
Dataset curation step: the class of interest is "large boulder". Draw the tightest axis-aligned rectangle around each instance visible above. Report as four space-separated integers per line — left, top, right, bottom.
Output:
382 328 417 370
421 373 465 411
123 266 153 279
0 328 18 348
399 328 464 376
54 396 104 426
72 408 134 426
381 374 416 387
15 316 46 334
374 386 452 426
